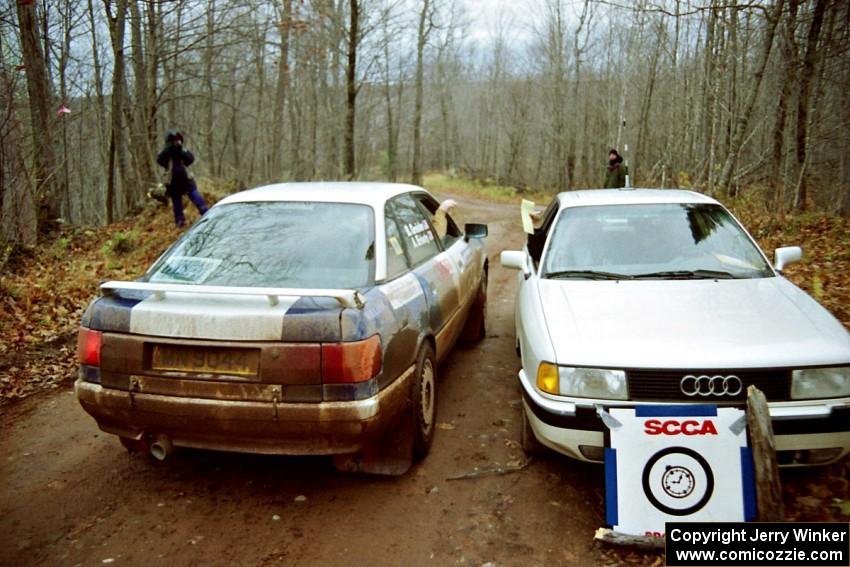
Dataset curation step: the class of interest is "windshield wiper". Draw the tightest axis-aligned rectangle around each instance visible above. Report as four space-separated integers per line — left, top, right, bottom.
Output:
545 270 633 280
631 269 740 280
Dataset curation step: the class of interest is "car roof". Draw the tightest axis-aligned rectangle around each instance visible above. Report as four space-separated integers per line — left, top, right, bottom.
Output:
216 182 426 208
556 188 720 209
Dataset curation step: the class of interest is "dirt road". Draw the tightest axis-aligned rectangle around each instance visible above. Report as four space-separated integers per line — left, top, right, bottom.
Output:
0 195 620 567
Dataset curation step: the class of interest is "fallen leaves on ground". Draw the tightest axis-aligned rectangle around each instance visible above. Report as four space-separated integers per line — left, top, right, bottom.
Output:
0 196 199 403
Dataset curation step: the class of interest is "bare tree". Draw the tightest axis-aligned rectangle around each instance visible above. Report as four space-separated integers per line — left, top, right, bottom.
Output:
271 0 293 180
16 0 59 226
343 0 359 179
0 31 36 245
410 0 434 186
717 0 785 196
793 0 827 211
103 0 130 222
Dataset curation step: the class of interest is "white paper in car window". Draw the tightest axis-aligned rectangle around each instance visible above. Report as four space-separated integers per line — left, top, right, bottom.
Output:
150 256 222 284
520 200 535 234
389 236 404 256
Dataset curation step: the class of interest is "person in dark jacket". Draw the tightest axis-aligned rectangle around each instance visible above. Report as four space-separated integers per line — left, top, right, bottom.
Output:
156 129 208 227
604 148 628 188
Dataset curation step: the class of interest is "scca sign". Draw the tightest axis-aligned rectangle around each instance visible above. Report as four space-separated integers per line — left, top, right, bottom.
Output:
605 405 755 537
644 419 718 436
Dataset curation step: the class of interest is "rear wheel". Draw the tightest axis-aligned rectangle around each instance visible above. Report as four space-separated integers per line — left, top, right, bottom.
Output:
520 407 546 455
412 343 437 460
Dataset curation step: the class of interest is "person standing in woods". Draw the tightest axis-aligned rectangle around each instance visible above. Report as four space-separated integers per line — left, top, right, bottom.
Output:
603 148 628 188
157 129 208 228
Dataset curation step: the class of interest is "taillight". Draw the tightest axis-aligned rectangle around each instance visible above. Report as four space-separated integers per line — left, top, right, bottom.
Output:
321 335 382 384
77 327 103 367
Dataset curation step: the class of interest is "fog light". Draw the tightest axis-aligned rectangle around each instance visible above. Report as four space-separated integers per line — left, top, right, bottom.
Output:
578 445 605 462
536 362 559 395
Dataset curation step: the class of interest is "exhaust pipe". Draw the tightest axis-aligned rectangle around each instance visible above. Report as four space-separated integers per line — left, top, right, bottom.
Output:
149 434 174 461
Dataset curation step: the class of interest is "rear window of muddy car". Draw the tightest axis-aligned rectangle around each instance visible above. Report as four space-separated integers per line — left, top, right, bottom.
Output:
144 202 376 289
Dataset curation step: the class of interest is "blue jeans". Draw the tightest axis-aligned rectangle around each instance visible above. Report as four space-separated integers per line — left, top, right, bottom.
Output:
170 187 208 227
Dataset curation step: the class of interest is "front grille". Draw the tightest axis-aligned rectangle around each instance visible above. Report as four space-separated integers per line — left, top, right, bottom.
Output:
627 368 791 402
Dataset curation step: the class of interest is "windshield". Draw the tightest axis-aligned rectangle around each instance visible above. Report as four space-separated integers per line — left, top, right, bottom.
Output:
145 202 375 288
542 203 772 280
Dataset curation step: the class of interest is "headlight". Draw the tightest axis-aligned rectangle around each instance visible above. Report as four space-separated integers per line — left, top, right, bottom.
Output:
536 362 627 399
791 367 850 399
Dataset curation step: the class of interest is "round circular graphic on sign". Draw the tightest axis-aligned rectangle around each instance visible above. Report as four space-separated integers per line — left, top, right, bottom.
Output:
642 447 714 516
661 465 695 498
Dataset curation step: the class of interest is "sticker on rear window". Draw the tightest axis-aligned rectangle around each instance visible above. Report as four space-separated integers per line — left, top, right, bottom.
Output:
149 256 221 284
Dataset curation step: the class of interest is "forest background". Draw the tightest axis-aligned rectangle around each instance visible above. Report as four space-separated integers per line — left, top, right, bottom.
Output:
2 0 849 247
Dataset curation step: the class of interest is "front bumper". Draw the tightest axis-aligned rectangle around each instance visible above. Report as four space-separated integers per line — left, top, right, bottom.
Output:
518 370 850 466
75 365 414 456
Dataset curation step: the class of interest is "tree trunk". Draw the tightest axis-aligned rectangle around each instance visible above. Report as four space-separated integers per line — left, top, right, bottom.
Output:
770 0 799 208
104 0 131 222
381 18 399 182
203 0 216 177
271 0 292 180
129 0 153 187
58 3 72 221
410 0 431 186
717 0 785 196
343 0 359 179
0 38 37 245
793 0 827 211
16 0 59 225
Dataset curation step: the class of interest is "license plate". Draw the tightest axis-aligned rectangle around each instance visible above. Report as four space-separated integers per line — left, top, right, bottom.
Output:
151 345 260 376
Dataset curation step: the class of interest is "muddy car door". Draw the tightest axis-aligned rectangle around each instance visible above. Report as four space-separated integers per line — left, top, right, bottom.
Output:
388 194 461 362
377 199 427 383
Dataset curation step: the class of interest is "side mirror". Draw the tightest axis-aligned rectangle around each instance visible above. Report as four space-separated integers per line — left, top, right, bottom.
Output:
464 223 488 241
501 250 531 279
774 246 802 272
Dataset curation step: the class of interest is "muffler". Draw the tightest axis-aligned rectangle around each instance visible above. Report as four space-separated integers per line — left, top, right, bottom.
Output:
149 434 174 461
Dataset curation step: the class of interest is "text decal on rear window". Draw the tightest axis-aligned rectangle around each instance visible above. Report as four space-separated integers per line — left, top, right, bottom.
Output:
149 256 221 284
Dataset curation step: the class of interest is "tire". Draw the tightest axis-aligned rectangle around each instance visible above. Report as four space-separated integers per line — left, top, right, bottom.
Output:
412 343 437 460
520 407 546 455
461 269 487 343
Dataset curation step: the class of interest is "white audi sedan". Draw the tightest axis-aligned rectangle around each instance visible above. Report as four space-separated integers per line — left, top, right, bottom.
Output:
501 189 850 466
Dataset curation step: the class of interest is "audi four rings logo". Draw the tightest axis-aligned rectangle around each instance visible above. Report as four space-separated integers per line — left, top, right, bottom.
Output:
680 374 743 397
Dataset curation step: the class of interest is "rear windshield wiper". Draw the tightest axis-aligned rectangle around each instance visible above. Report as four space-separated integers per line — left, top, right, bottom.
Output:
631 269 740 280
545 270 633 280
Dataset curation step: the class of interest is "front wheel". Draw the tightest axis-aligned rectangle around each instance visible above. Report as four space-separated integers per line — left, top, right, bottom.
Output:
520 407 546 455
412 343 437 460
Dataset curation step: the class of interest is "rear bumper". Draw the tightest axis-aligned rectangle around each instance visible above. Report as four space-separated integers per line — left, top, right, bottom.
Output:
75 366 414 456
518 370 850 466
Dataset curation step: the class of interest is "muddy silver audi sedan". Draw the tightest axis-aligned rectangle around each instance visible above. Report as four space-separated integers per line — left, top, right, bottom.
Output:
76 182 488 474
502 189 850 466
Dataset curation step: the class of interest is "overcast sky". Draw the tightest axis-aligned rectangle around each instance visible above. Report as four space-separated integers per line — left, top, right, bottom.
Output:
460 0 538 45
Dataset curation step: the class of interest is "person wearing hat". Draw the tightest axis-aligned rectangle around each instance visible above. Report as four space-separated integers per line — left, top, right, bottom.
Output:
156 129 208 227
603 148 628 188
